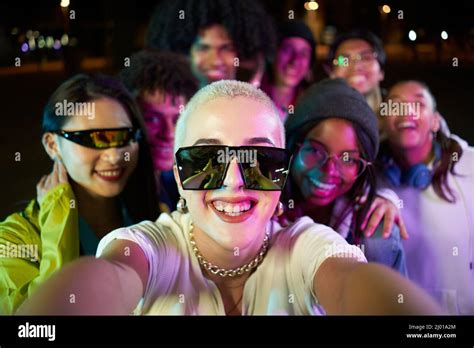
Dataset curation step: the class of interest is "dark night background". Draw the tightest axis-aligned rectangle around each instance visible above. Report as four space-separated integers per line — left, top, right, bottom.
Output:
0 0 473 218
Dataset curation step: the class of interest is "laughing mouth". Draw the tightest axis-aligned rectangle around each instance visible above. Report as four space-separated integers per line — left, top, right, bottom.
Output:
206 70 227 78
309 177 337 191
397 121 417 130
95 169 123 177
285 67 301 76
348 75 366 84
211 200 254 216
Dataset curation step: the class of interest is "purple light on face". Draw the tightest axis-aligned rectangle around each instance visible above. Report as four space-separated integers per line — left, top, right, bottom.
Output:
21 42 28 52
53 40 61 50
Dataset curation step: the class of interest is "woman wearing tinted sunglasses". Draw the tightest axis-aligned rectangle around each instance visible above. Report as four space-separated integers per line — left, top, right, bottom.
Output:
284 78 407 274
18 80 440 315
0 74 158 314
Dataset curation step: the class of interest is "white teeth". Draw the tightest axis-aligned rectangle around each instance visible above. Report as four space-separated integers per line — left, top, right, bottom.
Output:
398 121 416 129
348 75 365 84
97 170 121 177
207 70 225 77
212 200 252 215
214 202 224 211
310 178 336 190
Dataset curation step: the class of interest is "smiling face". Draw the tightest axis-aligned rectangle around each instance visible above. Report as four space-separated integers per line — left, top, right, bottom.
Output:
139 90 186 172
275 37 312 88
190 24 237 86
330 39 384 95
175 96 282 252
291 118 362 206
54 97 139 198
382 81 440 152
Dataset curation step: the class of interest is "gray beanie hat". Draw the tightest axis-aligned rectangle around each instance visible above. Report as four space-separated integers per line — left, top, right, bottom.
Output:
285 78 379 161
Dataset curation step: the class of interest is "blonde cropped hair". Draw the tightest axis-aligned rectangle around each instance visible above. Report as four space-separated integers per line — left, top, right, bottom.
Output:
174 80 285 153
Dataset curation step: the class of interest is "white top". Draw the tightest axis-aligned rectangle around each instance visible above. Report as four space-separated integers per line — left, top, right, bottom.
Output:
96 212 366 315
381 138 474 314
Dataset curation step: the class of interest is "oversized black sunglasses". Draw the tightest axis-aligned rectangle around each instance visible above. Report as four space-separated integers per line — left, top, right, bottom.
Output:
175 145 292 191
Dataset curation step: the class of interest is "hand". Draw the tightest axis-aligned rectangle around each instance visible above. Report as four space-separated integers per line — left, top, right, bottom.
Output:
36 159 68 204
360 196 409 240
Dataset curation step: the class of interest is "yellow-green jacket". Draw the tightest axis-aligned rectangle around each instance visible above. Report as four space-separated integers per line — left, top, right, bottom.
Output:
0 183 79 314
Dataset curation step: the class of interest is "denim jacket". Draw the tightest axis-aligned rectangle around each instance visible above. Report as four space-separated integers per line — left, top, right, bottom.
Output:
331 196 408 276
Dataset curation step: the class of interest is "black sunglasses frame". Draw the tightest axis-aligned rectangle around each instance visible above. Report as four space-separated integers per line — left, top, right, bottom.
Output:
53 127 141 149
175 145 293 191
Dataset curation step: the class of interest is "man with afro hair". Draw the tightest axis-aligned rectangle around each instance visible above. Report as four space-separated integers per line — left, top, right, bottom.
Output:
145 0 276 87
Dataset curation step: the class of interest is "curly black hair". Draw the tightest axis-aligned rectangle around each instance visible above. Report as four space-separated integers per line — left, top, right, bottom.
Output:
145 0 276 60
119 49 199 101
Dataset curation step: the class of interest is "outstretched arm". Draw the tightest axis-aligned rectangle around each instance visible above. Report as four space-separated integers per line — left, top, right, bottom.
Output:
314 257 442 315
16 239 148 315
